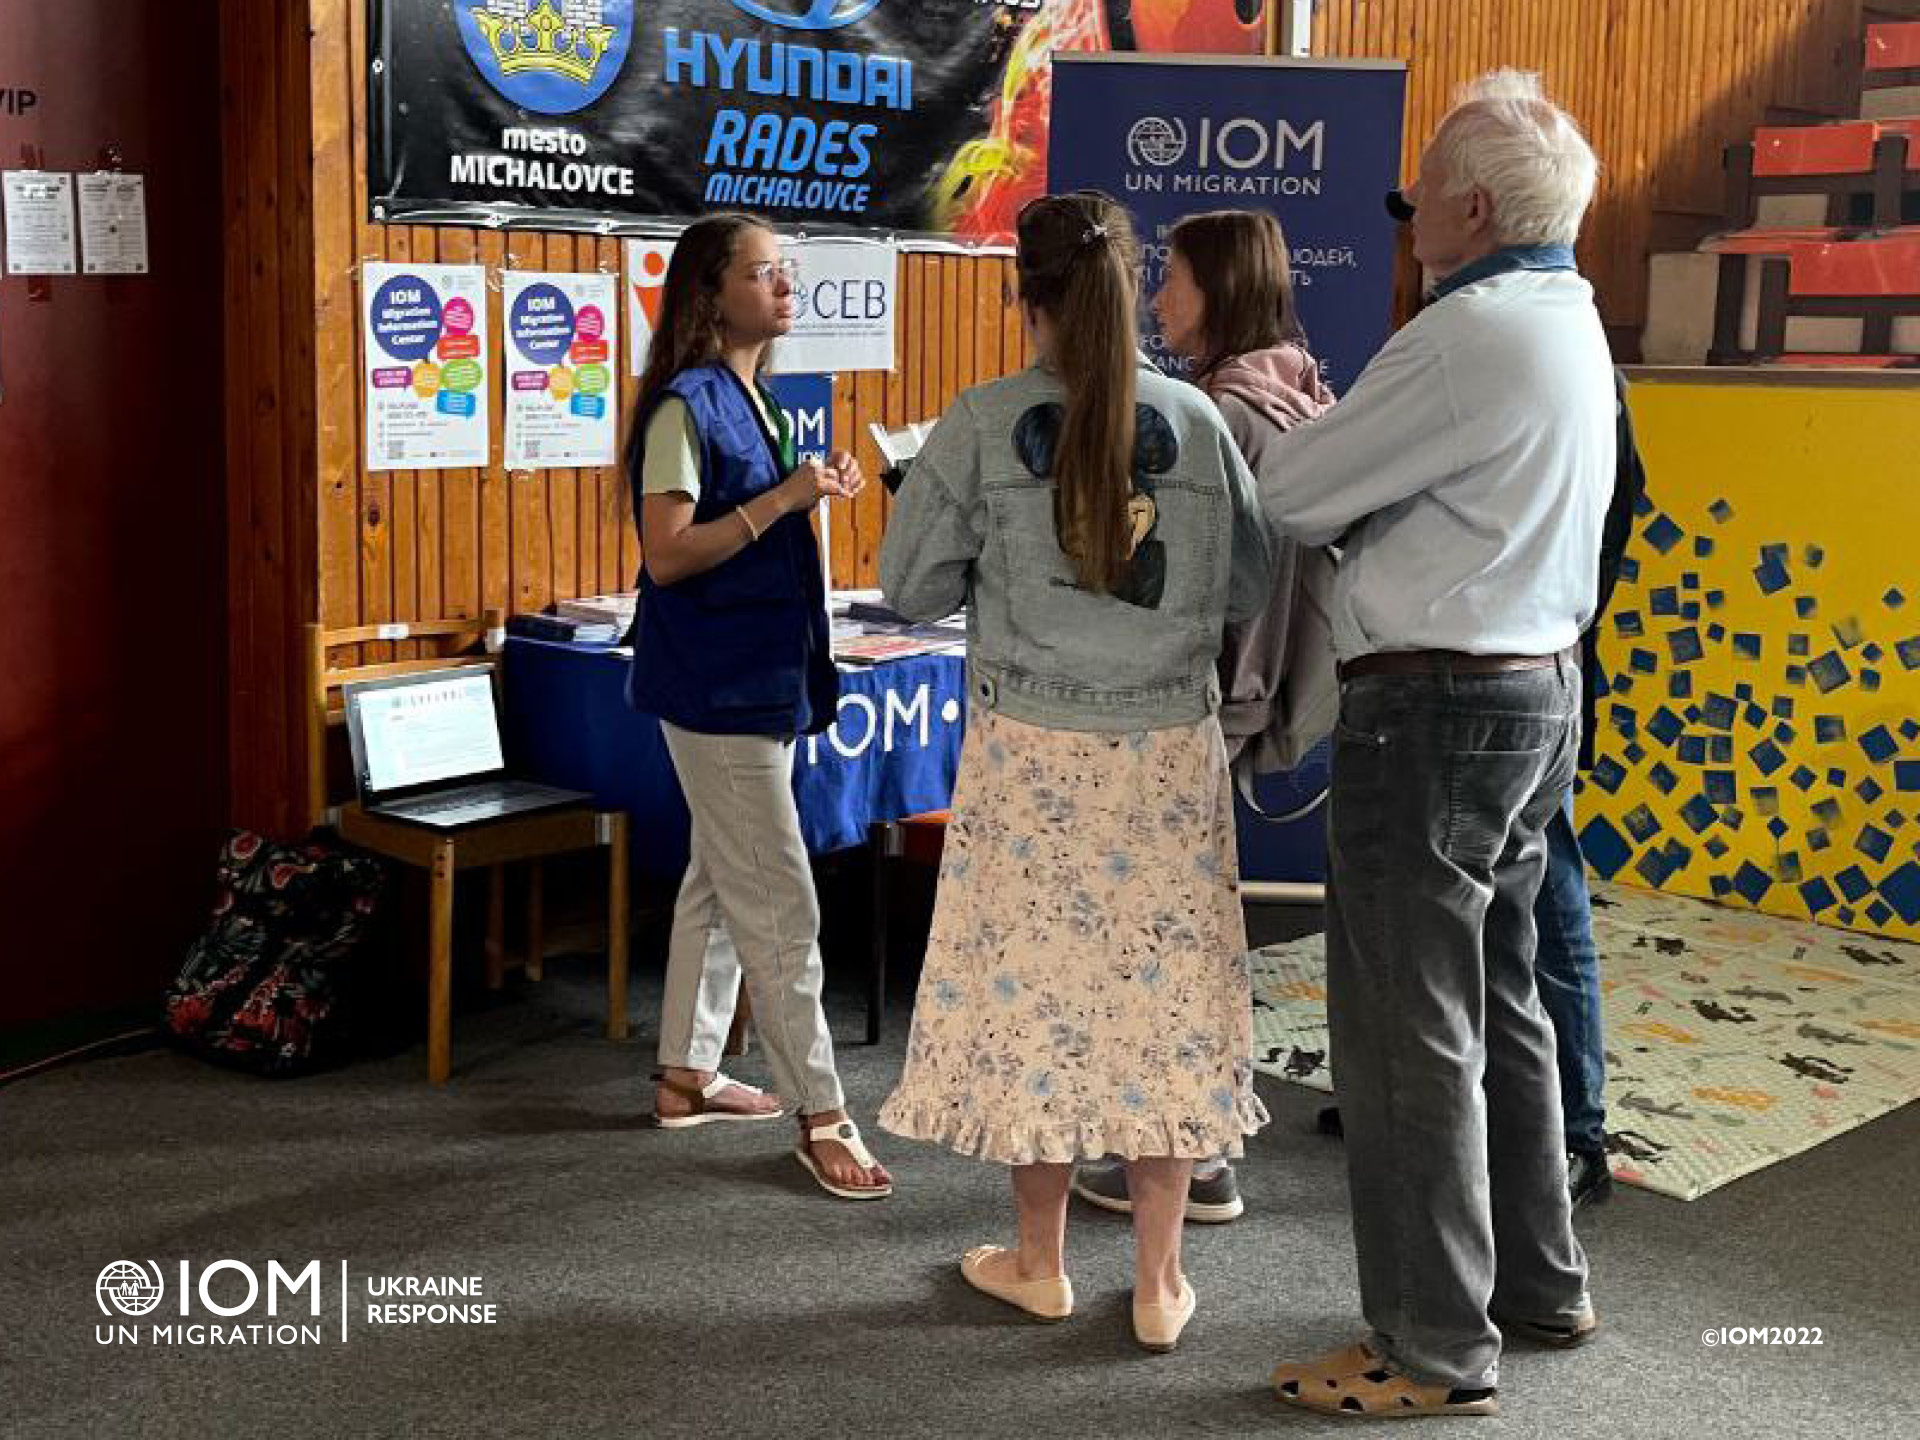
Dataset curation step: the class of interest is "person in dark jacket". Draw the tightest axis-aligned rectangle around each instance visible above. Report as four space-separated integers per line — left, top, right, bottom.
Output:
1531 369 1646 1207
625 212 891 1202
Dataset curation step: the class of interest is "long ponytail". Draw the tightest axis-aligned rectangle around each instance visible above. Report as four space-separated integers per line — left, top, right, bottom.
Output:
1016 192 1140 594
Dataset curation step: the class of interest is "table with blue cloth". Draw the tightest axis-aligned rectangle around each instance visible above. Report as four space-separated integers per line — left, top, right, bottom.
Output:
500 637 967 877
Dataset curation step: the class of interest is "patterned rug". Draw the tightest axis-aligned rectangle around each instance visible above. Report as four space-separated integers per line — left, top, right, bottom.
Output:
1249 883 1920 1200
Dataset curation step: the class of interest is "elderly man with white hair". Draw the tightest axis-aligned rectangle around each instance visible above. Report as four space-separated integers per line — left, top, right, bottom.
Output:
1258 71 1613 1418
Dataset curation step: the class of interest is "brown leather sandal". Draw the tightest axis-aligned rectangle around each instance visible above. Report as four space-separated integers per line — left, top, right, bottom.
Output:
1273 1340 1498 1418
651 1072 783 1129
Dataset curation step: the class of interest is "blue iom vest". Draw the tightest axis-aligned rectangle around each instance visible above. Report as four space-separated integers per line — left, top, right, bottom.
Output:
626 362 838 737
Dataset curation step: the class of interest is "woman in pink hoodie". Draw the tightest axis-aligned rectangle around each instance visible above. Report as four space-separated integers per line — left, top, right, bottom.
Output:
1073 208 1337 1226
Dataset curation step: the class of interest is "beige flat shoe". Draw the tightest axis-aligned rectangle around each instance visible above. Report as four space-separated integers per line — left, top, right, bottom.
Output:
960 1245 1073 1322
1133 1277 1196 1352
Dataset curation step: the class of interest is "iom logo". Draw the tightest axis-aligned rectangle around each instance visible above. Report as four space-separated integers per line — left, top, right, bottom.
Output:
1127 117 1190 168
458 0 634 115
726 0 883 31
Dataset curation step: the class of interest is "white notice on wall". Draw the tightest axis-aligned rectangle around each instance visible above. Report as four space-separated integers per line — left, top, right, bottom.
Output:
78 173 149 274
503 270 619 470
362 261 491 472
2 171 77 275
767 238 898 376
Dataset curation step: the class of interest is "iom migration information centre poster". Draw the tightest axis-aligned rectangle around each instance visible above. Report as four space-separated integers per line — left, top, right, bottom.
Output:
361 262 491 472
367 0 1269 242
502 270 619 470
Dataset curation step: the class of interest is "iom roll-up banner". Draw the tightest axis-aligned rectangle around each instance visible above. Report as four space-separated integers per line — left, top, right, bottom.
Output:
1047 54 1407 395
366 1 1269 242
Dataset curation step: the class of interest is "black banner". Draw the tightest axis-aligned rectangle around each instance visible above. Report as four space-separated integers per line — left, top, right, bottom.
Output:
369 2 1268 240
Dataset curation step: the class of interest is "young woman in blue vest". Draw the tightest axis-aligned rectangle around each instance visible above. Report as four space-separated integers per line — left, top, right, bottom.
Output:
877 192 1272 1350
626 213 891 1201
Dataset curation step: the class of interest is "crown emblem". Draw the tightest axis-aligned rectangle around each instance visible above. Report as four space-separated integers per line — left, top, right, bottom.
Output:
471 1 614 86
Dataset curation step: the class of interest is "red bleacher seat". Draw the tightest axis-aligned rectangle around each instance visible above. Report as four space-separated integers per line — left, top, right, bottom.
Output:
1753 123 1880 177
1867 22 1920 73
1788 233 1920 296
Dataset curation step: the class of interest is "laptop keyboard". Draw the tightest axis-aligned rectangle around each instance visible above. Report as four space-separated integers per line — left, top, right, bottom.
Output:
396 783 545 817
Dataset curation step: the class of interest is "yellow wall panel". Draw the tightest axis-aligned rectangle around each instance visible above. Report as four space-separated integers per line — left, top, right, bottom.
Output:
1583 377 1920 940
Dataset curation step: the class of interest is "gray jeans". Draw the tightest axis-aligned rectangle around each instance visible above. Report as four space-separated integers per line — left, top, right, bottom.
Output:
656 722 845 1116
1325 657 1590 1390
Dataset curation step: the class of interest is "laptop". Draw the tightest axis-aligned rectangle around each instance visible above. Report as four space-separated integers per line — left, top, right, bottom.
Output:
343 666 590 830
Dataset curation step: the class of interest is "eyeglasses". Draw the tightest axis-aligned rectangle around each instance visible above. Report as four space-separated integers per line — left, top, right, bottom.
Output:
745 259 801 288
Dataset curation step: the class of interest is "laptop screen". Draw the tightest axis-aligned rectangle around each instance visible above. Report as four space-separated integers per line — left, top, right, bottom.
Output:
353 670 504 794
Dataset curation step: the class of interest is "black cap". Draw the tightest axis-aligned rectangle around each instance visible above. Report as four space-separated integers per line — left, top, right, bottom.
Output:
1385 189 1416 223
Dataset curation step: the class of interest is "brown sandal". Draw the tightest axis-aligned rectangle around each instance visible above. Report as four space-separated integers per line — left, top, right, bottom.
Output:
651 1072 783 1129
1273 1340 1498 1418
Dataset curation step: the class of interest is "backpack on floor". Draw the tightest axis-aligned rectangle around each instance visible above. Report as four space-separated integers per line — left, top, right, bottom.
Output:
163 830 386 1076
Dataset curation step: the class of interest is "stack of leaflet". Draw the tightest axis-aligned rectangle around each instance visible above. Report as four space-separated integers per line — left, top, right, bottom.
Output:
828 588 965 666
555 592 637 632
507 609 622 645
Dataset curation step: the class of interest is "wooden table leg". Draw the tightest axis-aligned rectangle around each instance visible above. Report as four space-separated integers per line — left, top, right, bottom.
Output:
428 837 457 1085
524 861 545 982
484 863 507 991
607 813 630 1041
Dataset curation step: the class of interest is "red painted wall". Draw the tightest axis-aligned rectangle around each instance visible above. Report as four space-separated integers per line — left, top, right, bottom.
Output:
0 1 227 1030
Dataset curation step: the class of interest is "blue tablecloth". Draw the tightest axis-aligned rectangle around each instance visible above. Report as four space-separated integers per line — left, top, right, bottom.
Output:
501 638 966 875
501 636 1327 885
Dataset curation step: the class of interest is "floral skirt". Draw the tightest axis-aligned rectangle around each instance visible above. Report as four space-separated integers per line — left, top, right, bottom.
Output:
879 707 1269 1165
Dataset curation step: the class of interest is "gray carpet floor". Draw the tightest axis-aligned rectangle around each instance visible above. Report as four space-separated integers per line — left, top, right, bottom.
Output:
4 913 1917 1440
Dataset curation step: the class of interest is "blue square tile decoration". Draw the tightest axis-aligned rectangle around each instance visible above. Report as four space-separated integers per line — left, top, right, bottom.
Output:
1753 558 1790 596
1706 590 1725 611
1610 704 1638 736
1860 725 1898 763
1647 762 1679 795
1889 810 1909 829
1577 816 1632 879
1678 735 1707 764
1730 862 1773 903
1837 906 1856 924
1720 805 1745 831
1682 572 1700 591
1787 634 1811 657
1751 787 1781 816
1708 498 1734 523
1612 674 1635 696
1809 829 1832 852
1761 542 1789 564
1885 587 1907 609
1643 516 1683 553
1898 637 1920 671
1704 836 1730 859
1815 716 1847 743
1703 770 1738 804
1862 670 1882 693
1634 849 1675 888
1772 696 1795 719
1808 652 1852 693
1707 622 1726 641
1680 795 1718 833
1773 720 1797 745
1836 865 1873 902
1680 602 1700 621
1631 648 1659 675
1827 767 1848 787
1831 616 1865 648
1648 708 1685 745
1735 683 1754 701
1802 544 1825 569
1774 852 1803 884
1669 672 1694 699
1858 777 1885 804
1711 875 1734 897
1624 804 1662 842
1710 736 1734 764
1813 798 1844 826
1624 741 1647 765
1667 628 1704 664
1799 877 1837 912
1881 862 1920 925
1767 816 1790 840
1904 720 1920 741
1619 556 1641 584
1790 765 1817 791
1590 756 1627 794
1700 693 1737 730
1896 761 1920 793
1614 610 1644 638
1795 596 1819 620
1867 901 1895 927
1857 825 1894 863
1650 586 1679 616
1863 643 1883 664
1733 634 1763 660
1694 537 1714 559
1785 666 1807 687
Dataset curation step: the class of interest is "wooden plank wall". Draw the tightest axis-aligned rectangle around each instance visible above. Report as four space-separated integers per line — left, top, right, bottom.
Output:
1310 0 1870 347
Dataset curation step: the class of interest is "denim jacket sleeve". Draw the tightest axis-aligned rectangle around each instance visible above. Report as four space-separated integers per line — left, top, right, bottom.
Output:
879 393 984 622
1220 421 1276 626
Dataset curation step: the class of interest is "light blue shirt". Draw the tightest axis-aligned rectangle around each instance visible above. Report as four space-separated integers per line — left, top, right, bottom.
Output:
1255 265 1616 663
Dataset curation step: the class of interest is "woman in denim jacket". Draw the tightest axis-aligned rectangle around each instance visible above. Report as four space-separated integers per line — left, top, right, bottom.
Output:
877 192 1273 1353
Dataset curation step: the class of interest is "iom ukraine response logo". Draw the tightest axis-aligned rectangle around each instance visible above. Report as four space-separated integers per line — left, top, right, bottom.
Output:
458 0 633 115
727 0 883 30
1128 117 1190 167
